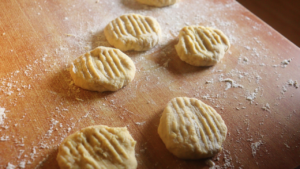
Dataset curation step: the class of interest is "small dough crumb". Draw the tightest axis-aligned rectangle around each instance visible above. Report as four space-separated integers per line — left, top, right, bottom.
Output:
251 140 263 157
6 163 16 169
0 107 6 125
221 78 243 90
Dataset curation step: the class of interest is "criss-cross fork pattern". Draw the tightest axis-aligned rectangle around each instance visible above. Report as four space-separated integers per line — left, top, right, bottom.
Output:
58 126 134 169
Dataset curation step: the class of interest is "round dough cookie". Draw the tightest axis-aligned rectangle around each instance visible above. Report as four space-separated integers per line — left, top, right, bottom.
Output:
135 0 177 7
158 97 228 159
104 14 161 51
70 46 136 92
175 26 230 66
57 125 137 169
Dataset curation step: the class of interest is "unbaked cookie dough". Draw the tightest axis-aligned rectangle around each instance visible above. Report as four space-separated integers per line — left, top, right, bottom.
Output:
70 46 136 92
175 26 230 66
136 0 177 7
57 125 137 169
158 97 228 159
104 14 161 51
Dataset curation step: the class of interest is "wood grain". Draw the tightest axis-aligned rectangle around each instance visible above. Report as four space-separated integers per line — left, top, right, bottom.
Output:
0 0 299 169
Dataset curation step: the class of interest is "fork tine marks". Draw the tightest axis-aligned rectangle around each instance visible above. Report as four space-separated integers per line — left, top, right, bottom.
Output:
70 47 136 92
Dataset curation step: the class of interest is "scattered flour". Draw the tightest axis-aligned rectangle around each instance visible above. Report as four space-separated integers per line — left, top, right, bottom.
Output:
0 107 6 125
246 88 259 102
30 147 37 161
251 140 263 157
6 163 16 169
45 119 59 138
282 85 287 93
201 94 210 100
222 150 233 168
135 121 146 126
246 93 256 101
0 135 9 141
221 78 244 90
0 0 298 168
284 143 290 149
19 161 26 168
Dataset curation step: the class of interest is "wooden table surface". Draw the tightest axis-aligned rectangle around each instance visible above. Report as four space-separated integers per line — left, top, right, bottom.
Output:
0 0 299 168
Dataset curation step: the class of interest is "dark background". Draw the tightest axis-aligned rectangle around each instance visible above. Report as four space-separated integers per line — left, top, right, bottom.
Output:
237 0 300 47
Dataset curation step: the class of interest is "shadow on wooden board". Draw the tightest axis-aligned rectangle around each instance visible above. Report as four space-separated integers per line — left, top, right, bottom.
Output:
48 68 113 102
90 29 112 50
142 39 211 76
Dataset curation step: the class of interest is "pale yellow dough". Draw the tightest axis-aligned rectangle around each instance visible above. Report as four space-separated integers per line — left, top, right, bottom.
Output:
136 0 177 7
175 26 230 66
104 14 161 51
70 47 136 92
158 97 228 159
57 125 137 169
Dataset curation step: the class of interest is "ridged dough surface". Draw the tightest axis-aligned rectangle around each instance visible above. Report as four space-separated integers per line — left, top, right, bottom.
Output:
158 97 228 159
135 0 177 7
104 14 161 51
70 47 136 92
175 26 230 66
57 125 137 169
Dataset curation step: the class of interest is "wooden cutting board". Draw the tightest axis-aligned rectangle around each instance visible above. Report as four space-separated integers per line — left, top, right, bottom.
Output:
0 0 299 168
